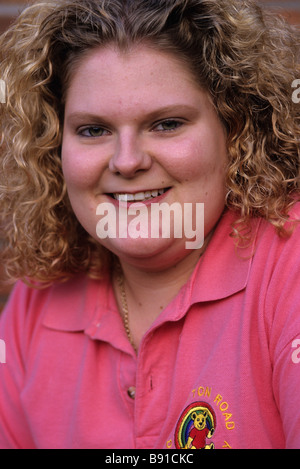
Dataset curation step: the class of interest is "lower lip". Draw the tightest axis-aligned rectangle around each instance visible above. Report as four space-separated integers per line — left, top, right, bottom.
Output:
106 189 171 208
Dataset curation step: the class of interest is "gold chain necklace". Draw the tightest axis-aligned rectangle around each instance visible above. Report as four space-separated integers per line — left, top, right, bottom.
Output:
117 271 138 353
115 234 211 355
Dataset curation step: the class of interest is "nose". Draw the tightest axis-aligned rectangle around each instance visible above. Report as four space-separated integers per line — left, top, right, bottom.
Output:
109 130 152 178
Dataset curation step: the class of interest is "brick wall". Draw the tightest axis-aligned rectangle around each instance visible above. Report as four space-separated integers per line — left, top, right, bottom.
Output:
0 0 299 310
0 0 299 33
260 1 300 24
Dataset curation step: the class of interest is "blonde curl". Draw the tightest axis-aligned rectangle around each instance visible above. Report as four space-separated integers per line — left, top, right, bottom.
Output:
0 0 299 285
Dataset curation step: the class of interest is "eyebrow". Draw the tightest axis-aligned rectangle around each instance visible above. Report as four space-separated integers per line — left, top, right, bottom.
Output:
65 104 200 125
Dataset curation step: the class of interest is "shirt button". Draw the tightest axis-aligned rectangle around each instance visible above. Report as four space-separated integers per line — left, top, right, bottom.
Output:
127 386 136 399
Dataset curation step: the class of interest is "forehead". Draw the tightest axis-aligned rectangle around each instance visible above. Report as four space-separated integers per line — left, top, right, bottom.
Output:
64 44 206 115
68 43 197 83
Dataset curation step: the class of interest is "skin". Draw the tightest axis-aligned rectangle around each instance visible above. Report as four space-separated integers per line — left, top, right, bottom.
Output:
62 44 228 348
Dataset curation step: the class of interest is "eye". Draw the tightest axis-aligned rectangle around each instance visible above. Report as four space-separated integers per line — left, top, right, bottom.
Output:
153 119 183 132
79 126 110 138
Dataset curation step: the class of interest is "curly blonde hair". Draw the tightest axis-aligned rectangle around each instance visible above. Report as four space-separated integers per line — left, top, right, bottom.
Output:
0 0 299 285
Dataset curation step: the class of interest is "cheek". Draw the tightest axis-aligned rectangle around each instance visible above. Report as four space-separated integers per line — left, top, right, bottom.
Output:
189 132 228 185
162 136 226 182
61 150 99 234
61 141 101 190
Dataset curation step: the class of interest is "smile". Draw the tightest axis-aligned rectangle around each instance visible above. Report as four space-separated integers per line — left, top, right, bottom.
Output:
111 188 169 202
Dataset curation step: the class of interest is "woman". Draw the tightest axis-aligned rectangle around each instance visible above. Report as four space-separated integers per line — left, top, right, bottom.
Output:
0 0 300 449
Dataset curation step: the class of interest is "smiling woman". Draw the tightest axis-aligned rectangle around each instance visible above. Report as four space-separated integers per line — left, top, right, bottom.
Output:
0 0 300 450
61 45 227 269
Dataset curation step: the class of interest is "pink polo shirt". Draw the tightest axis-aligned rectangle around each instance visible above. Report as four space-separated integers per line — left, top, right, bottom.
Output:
1 207 300 449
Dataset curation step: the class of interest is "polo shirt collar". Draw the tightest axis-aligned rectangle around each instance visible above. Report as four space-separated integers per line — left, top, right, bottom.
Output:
42 272 112 332
150 209 261 328
187 209 260 303
42 209 260 333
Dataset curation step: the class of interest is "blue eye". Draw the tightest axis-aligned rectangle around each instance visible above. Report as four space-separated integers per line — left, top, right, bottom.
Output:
154 120 183 132
80 127 108 137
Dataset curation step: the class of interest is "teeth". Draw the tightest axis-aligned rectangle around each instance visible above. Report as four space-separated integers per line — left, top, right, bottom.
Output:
113 188 167 201
135 192 148 201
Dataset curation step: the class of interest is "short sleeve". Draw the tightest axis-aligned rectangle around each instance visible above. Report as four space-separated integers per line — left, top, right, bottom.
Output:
264 218 300 449
0 282 36 448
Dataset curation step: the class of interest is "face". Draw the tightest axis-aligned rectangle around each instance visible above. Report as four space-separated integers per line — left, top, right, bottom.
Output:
62 44 228 270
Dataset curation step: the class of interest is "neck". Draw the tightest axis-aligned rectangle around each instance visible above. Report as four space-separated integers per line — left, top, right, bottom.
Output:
120 249 201 305
116 229 213 306
113 247 205 351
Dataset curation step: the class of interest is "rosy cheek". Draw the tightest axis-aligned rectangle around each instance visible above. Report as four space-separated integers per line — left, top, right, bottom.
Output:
165 143 209 180
62 145 100 189
152 137 197 176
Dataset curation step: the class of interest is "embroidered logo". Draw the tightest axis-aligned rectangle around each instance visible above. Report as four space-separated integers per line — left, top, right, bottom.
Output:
174 401 216 449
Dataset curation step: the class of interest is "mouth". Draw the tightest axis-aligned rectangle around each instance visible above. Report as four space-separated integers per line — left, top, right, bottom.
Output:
108 187 170 202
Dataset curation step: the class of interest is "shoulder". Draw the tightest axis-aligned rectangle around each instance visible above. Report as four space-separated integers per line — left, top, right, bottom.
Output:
1 273 89 317
249 203 300 346
254 201 300 256
0 272 109 341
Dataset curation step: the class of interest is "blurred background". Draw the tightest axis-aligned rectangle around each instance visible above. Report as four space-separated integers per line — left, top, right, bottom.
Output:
1 0 300 33
0 0 299 311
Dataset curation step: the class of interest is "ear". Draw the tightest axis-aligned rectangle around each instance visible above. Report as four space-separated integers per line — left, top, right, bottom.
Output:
191 412 197 421
202 411 207 417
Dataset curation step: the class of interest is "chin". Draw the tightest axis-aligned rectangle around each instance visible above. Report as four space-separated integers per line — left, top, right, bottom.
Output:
101 237 193 271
